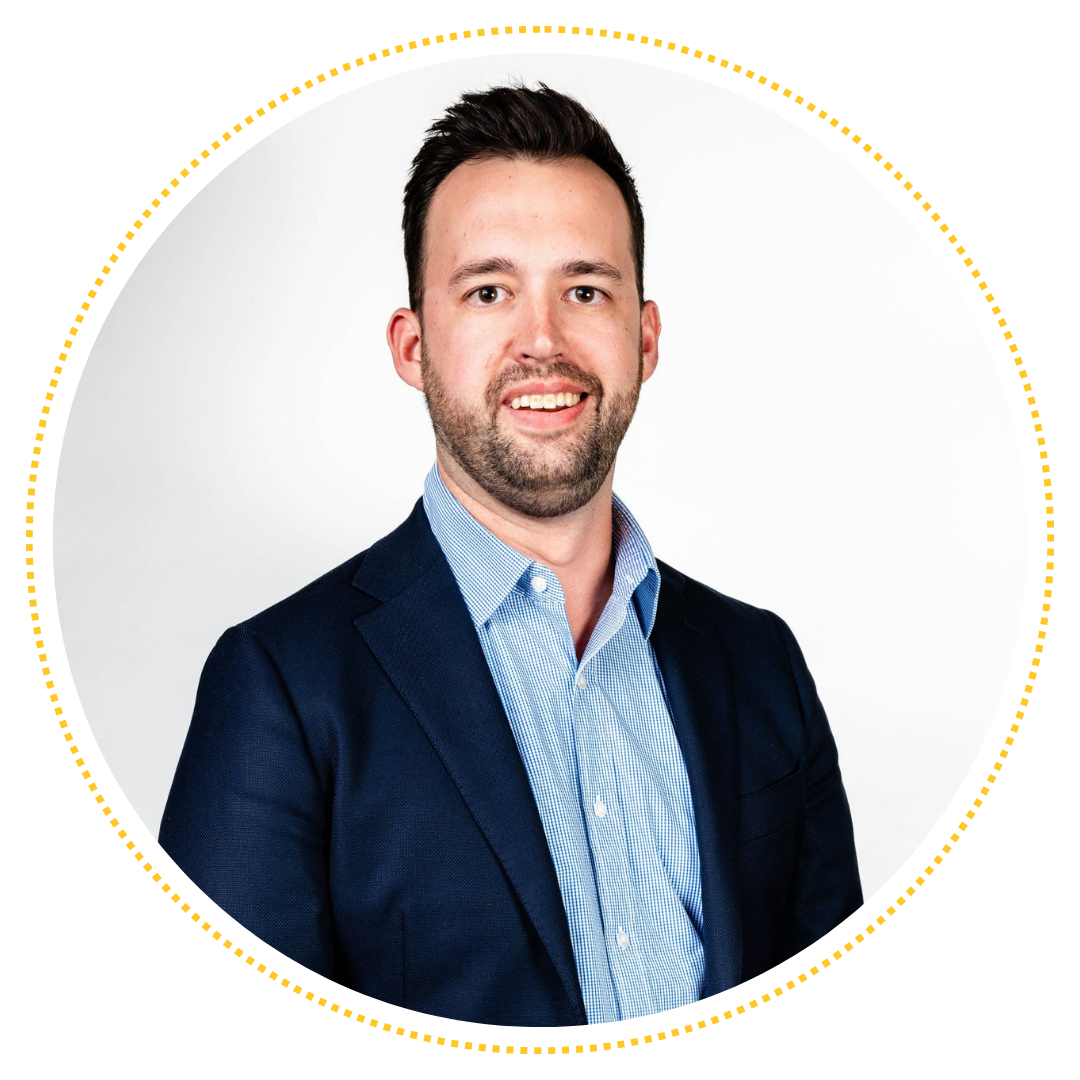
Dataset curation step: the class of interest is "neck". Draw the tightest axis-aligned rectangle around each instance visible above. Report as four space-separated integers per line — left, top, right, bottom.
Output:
436 451 617 661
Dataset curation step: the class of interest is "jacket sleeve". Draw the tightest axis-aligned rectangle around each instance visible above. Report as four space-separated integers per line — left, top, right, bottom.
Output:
158 624 335 978
770 612 863 955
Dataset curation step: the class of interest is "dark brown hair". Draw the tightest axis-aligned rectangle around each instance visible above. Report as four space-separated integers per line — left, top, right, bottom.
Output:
402 82 645 311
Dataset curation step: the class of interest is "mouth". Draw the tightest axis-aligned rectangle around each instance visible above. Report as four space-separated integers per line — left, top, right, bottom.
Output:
500 388 590 430
508 391 587 412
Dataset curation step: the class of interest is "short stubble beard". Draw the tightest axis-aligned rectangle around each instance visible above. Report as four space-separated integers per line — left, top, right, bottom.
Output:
421 342 644 519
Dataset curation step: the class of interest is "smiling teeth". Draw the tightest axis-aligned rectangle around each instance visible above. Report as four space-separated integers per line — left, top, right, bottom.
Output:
510 392 582 410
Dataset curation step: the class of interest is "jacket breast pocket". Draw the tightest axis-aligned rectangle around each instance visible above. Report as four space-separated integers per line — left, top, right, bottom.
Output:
738 764 805 843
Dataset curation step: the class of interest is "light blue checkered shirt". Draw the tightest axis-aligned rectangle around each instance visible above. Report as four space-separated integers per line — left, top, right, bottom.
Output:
423 464 705 1023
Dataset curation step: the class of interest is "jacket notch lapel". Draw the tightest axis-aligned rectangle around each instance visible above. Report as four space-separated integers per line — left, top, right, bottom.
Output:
352 504 586 1023
652 561 743 996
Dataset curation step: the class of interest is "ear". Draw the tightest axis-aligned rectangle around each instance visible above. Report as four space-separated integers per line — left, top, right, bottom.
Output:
640 299 661 384
386 307 425 391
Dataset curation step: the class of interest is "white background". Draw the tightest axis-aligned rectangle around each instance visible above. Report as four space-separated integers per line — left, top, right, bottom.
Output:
2 2 1076 1077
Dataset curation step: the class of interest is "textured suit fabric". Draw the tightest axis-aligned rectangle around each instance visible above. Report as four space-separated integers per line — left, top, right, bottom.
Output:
159 498 862 1026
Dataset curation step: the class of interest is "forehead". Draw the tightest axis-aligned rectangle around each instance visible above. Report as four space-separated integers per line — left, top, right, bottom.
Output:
424 156 633 271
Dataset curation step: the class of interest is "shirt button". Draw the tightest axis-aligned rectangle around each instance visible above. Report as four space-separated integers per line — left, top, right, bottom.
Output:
616 927 629 950
530 576 547 593
575 672 587 689
594 795 606 819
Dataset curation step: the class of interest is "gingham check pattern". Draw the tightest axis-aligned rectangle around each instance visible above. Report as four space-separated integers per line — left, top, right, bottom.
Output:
423 464 705 1023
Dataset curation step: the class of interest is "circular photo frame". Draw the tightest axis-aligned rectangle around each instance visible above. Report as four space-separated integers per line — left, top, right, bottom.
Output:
26 23 1050 1054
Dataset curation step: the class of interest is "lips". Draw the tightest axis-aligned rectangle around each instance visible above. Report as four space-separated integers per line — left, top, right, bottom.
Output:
501 388 589 429
501 378 590 411
509 391 584 411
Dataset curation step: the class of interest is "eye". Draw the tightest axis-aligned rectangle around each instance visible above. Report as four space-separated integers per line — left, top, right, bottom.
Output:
569 285 604 304
468 284 509 305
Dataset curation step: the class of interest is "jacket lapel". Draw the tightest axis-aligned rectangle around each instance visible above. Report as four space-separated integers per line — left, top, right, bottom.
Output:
651 560 743 996
351 501 586 1024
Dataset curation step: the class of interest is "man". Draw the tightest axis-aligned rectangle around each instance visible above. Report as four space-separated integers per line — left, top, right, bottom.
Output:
160 83 861 1027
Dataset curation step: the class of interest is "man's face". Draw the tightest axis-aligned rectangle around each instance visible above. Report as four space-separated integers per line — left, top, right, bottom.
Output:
392 155 659 519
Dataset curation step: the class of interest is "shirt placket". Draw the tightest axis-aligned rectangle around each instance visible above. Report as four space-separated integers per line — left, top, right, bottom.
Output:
571 592 657 1020
522 569 621 1022
576 682 653 1016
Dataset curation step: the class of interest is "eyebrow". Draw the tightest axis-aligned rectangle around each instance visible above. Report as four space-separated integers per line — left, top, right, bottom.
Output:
447 257 518 290
559 259 623 283
447 257 625 290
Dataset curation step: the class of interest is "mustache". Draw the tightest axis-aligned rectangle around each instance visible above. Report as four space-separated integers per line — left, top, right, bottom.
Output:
485 361 604 410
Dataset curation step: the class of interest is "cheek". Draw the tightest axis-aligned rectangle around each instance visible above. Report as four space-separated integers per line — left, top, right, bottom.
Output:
573 321 641 378
435 322 509 380
425 335 502 405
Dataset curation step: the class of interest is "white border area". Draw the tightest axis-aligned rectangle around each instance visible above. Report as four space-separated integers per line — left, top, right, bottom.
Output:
2 3 1076 1076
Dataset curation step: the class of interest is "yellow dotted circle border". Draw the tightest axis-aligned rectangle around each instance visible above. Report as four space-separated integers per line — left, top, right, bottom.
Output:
24 24 1053 1052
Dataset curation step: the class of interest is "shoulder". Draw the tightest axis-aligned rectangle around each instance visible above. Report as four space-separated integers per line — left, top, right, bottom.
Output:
656 557 791 647
654 557 818 702
190 550 374 706
227 498 438 654
241 548 373 643
655 559 832 774
652 557 829 760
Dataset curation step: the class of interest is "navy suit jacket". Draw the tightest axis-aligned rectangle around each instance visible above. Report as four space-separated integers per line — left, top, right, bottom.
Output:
159 499 861 1026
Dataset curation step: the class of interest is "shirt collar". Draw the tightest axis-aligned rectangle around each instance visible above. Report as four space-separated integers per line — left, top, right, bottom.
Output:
422 463 661 637
612 494 662 639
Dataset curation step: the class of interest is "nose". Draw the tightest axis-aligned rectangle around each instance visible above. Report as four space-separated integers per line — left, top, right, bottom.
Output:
512 291 564 365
